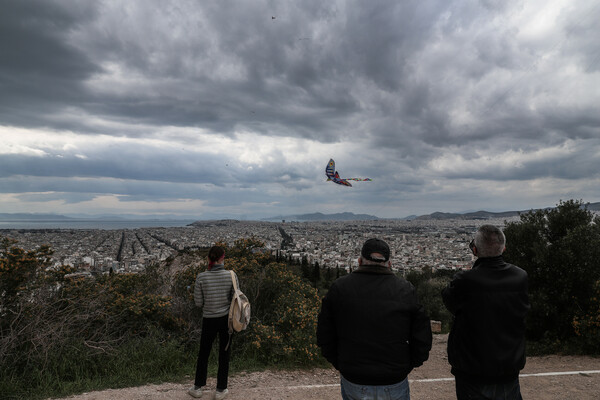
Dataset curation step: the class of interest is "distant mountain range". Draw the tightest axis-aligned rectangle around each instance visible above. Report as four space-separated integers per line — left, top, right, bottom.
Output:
262 210 523 221
0 213 75 221
262 202 600 221
2 202 599 223
262 212 380 222
416 202 600 221
414 210 524 220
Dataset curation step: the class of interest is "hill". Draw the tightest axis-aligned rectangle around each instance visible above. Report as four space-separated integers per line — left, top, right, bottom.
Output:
414 210 523 220
414 201 600 220
261 212 379 222
261 202 600 222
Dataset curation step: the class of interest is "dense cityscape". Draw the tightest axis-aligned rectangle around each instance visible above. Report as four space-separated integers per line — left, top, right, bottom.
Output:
0 217 522 275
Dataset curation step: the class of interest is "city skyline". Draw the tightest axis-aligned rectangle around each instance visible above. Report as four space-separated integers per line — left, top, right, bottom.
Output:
1 219 485 274
2 1 599 220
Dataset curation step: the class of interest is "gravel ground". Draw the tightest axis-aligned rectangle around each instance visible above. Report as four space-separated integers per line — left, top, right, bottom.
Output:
52 335 600 400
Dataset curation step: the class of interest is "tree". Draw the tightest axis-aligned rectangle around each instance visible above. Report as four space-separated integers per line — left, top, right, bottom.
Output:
503 199 600 346
312 262 321 287
321 263 335 290
405 267 453 332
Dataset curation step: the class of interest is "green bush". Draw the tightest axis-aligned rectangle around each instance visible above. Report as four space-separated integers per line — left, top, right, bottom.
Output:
572 280 600 353
0 236 325 399
244 263 321 364
504 199 600 353
173 238 323 365
405 268 453 333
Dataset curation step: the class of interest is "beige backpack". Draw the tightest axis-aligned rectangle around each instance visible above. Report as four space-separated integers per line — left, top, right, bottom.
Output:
225 270 251 350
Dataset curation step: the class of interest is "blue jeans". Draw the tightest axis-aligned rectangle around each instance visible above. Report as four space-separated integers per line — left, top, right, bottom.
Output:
340 375 410 400
455 377 522 400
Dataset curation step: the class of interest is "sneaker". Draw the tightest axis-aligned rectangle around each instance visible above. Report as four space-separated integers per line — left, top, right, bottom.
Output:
188 386 203 398
214 388 229 399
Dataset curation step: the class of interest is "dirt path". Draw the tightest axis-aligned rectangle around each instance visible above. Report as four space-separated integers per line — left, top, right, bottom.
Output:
53 335 600 400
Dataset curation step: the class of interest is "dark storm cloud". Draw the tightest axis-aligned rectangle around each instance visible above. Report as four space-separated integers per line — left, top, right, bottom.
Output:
63 0 365 140
2 0 597 145
0 151 298 186
1 174 326 213
1 0 600 218
431 137 600 182
4 0 593 151
0 0 452 145
0 0 101 128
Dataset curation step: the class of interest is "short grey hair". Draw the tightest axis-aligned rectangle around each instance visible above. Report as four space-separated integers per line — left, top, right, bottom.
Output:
474 225 506 257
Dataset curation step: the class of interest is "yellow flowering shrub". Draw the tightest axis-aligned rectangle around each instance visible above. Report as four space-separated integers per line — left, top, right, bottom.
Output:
174 238 323 364
0 237 52 304
229 253 321 363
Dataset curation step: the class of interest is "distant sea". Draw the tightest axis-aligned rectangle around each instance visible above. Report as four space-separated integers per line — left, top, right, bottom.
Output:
0 220 196 230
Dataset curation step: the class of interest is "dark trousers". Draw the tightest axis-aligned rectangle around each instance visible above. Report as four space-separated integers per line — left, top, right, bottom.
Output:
455 377 523 400
194 315 231 390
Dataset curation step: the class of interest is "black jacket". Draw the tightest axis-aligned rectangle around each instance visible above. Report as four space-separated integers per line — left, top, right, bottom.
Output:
442 256 530 383
317 266 432 385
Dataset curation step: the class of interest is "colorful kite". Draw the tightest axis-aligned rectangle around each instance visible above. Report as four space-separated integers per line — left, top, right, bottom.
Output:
325 159 372 187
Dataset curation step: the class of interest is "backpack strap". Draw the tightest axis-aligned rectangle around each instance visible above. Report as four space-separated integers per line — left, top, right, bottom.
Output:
225 270 236 351
230 270 239 291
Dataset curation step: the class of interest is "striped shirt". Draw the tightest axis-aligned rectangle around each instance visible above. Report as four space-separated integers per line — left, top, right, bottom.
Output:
194 264 238 318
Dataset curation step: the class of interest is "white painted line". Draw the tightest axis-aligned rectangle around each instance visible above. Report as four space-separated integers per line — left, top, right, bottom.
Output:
258 370 600 391
520 370 600 378
409 370 600 383
410 377 454 383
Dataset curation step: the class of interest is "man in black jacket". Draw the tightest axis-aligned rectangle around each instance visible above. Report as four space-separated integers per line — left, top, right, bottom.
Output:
317 238 432 400
442 225 530 400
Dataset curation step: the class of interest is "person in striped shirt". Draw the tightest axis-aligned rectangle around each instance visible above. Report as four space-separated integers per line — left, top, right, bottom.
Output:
188 245 239 400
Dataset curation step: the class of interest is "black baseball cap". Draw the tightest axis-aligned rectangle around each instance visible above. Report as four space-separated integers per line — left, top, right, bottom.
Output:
361 238 390 262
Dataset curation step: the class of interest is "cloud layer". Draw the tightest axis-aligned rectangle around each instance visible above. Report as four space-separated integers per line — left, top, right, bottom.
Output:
1 0 599 219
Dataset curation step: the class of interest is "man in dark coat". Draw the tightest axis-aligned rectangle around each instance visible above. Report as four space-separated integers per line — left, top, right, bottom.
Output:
443 225 530 400
317 238 432 400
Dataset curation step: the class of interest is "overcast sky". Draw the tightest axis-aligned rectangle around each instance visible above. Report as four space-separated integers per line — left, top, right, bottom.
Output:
1 0 599 220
